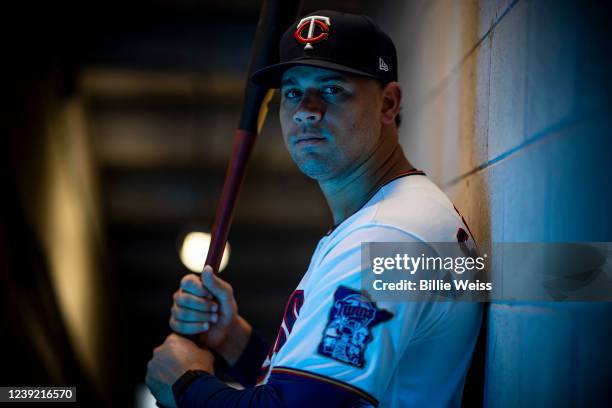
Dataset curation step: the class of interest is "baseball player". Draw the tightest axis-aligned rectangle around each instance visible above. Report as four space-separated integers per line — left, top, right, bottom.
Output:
146 10 483 408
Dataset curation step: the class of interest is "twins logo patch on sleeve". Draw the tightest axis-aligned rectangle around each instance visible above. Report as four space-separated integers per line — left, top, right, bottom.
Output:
318 286 393 368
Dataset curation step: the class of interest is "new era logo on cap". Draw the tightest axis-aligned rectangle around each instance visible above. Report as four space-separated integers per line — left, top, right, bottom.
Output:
379 57 389 72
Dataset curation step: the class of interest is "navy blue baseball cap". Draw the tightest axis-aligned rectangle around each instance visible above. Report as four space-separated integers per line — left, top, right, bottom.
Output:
251 10 398 88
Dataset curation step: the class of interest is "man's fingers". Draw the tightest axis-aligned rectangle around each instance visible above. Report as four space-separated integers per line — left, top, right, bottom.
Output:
180 274 213 298
174 291 218 313
171 305 219 323
169 316 211 335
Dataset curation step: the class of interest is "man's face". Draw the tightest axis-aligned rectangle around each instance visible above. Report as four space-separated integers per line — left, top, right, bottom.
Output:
279 66 383 181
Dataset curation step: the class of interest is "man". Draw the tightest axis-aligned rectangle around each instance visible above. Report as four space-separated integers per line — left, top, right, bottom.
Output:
146 10 482 408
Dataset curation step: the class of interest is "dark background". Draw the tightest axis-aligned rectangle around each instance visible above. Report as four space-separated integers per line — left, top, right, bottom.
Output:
2 0 611 407
2 1 372 406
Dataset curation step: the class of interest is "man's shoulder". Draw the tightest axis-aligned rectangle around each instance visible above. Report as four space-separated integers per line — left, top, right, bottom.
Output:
334 175 466 243
375 175 465 241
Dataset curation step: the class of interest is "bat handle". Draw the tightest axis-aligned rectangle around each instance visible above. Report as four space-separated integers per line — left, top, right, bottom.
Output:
205 129 258 273
169 129 258 359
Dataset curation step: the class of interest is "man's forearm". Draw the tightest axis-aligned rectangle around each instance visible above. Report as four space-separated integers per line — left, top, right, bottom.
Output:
176 370 366 408
211 315 252 366
193 314 270 387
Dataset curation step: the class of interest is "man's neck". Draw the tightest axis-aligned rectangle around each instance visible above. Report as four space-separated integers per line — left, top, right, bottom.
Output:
319 135 413 226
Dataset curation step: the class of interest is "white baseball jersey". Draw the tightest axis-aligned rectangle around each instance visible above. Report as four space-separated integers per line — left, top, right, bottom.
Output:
258 172 483 407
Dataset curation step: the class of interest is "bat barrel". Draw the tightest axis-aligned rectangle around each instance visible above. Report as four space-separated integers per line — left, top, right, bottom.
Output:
204 0 301 273
239 0 302 133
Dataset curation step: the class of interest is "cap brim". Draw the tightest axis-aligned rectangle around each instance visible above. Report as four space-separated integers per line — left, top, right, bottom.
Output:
250 58 377 88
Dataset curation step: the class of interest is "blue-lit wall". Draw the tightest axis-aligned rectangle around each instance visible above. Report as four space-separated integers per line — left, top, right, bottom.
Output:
380 0 612 405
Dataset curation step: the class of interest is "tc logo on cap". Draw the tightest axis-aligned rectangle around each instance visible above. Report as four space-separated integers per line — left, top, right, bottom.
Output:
294 16 331 50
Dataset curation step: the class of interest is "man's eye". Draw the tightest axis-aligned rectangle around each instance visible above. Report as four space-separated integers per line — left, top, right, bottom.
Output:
283 88 302 99
322 86 342 95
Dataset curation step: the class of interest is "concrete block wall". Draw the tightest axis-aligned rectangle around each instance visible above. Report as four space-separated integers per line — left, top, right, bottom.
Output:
379 0 612 405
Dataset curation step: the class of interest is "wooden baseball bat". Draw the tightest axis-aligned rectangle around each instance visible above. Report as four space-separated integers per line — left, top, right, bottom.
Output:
156 6 303 407
204 0 302 274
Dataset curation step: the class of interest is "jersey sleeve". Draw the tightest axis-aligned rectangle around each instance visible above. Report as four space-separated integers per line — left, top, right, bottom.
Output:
227 329 270 387
269 224 444 405
178 370 367 408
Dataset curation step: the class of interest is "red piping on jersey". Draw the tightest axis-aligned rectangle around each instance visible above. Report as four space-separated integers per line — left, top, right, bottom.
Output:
258 290 305 383
271 366 379 406
453 204 476 239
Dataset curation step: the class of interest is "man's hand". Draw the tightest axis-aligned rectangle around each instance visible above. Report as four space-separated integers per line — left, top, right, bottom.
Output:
145 333 214 408
170 266 252 365
171 266 237 348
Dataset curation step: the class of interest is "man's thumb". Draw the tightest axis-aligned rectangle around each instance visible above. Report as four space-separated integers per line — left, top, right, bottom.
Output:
201 265 227 299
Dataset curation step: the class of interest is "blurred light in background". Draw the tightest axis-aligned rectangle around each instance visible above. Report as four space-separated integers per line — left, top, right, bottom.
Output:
180 231 230 273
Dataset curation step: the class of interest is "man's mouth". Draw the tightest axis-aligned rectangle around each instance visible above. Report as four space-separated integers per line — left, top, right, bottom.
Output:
295 133 326 146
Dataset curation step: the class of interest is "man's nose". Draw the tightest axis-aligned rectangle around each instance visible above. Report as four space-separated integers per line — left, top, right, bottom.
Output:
293 94 323 125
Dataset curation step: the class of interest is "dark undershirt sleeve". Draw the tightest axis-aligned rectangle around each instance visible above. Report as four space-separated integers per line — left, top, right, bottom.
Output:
177 371 369 408
226 329 270 387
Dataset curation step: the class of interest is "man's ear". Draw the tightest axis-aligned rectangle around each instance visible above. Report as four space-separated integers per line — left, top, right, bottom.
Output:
380 82 402 125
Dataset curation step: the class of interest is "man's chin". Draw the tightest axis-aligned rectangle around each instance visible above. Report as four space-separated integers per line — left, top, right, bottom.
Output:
295 161 336 181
